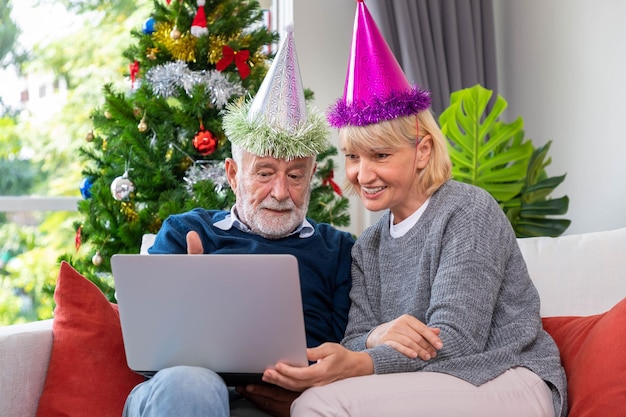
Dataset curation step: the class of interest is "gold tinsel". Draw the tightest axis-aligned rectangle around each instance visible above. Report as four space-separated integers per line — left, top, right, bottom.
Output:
206 3 225 26
207 34 230 64
148 218 163 234
153 22 197 62
217 131 228 150
121 202 139 222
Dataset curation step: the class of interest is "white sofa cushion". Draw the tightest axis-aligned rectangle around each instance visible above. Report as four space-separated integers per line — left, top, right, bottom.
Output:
517 227 626 317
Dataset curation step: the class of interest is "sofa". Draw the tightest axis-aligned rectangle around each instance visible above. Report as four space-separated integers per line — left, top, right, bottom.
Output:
1 228 625 417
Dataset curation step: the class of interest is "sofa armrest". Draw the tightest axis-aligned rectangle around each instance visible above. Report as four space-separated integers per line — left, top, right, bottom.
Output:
0 319 54 417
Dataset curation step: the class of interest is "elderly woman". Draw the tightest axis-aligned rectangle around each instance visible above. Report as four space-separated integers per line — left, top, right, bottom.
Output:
260 2 567 417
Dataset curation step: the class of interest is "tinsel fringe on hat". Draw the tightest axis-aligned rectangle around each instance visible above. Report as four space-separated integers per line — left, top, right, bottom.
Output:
222 99 330 160
327 86 431 128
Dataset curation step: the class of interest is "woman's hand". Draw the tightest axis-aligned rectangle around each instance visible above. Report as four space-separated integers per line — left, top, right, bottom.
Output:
367 314 443 360
262 343 373 392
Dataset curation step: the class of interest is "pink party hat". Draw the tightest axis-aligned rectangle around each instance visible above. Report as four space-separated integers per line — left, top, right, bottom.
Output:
328 0 431 128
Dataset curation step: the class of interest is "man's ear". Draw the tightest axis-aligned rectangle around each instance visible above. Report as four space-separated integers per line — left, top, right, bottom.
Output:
416 135 432 169
225 158 238 189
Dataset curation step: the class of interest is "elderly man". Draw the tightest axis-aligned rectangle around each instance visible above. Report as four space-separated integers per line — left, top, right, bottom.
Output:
122 28 354 417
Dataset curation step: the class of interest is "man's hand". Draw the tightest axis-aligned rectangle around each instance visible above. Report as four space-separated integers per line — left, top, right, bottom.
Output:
186 231 204 254
366 314 442 360
235 384 299 417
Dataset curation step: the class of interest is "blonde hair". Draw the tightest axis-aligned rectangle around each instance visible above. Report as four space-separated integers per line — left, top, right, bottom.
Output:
338 110 452 196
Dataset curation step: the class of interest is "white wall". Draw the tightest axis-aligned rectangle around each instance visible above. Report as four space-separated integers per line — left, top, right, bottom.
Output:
494 0 626 235
295 1 626 236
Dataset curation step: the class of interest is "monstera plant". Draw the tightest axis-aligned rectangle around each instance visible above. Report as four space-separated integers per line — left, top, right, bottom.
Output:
439 84 570 238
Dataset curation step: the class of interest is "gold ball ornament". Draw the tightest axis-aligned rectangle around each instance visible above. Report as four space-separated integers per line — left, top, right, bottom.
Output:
170 26 181 40
104 110 112 119
92 251 103 266
86 131 94 142
179 157 193 172
138 119 148 132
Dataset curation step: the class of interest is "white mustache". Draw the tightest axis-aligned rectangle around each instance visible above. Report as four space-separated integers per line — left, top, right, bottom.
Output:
260 199 295 211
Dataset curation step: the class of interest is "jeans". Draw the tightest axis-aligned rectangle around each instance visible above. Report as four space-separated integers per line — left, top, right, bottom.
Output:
123 366 229 417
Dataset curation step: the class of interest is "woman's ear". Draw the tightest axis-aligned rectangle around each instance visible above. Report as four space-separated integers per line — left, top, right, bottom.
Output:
416 135 432 168
225 158 238 189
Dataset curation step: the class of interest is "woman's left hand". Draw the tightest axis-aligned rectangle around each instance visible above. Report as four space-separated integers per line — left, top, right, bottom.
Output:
262 342 373 392
367 314 442 360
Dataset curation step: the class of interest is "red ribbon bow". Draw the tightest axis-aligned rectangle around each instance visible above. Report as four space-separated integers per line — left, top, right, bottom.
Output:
129 60 140 89
323 170 343 197
216 46 251 79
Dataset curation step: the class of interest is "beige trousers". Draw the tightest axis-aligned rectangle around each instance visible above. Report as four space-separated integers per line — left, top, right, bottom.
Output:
291 367 555 417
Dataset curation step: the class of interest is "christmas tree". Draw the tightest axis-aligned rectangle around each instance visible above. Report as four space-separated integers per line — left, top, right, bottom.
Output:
62 0 350 300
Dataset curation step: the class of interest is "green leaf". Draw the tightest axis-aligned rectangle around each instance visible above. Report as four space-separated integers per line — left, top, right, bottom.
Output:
519 196 570 217
440 85 534 204
515 218 572 238
524 174 567 202
440 85 570 238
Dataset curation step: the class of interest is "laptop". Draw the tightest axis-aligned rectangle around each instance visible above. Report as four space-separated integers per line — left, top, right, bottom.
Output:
111 253 309 386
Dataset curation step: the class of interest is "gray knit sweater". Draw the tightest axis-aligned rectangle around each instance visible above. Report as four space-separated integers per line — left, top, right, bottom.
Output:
342 180 567 417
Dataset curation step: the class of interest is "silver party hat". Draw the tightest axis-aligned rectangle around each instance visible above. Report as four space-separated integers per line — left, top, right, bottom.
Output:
222 26 329 160
248 27 307 132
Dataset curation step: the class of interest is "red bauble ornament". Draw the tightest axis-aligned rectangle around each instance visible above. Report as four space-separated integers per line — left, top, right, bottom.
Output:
193 129 218 156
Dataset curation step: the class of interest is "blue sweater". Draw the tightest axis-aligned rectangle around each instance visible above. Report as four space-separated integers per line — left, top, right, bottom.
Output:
149 208 355 348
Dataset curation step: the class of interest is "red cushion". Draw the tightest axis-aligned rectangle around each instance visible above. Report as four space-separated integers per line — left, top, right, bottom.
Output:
542 297 626 417
36 262 144 417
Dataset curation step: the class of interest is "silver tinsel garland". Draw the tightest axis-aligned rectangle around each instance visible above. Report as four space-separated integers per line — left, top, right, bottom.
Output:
145 61 246 108
184 160 230 195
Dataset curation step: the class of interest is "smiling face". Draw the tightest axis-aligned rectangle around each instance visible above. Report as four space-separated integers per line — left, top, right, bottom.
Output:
226 149 315 239
343 138 432 223
340 115 436 223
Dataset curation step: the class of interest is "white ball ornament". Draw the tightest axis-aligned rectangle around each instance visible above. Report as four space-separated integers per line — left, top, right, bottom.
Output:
92 251 103 266
110 172 135 201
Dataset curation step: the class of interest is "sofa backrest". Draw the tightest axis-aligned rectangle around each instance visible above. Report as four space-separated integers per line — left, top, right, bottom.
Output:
141 227 626 318
517 227 626 317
